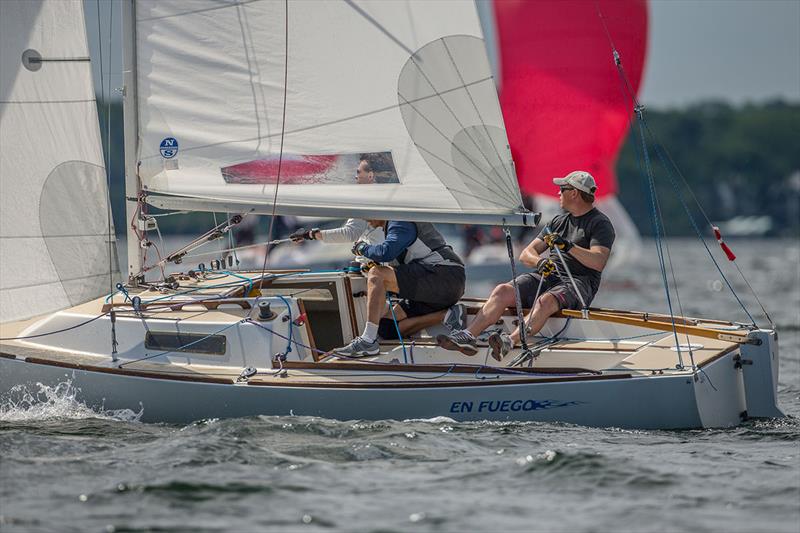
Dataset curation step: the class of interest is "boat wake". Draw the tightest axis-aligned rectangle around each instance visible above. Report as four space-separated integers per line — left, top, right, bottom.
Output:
0 381 142 423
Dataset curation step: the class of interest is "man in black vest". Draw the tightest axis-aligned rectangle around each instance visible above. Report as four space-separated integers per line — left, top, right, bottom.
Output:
438 171 616 360
333 220 466 357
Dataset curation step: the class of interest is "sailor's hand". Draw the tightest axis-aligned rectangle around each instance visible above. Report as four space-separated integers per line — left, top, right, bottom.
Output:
352 240 369 256
360 260 378 273
537 257 556 278
544 233 574 253
290 227 312 242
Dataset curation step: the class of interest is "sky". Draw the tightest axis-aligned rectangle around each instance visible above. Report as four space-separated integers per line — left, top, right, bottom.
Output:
85 0 800 108
641 0 800 107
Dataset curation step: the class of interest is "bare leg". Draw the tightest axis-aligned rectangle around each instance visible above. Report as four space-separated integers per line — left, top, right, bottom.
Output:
366 266 400 324
397 310 447 337
509 293 560 345
466 283 517 338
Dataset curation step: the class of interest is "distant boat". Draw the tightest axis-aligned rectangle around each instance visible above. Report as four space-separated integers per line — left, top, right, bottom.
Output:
0 0 782 429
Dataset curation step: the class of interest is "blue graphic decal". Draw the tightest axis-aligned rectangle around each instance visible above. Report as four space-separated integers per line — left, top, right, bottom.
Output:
449 399 584 414
160 137 178 159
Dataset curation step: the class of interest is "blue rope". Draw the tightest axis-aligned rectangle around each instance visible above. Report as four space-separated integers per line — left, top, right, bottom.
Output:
276 294 293 356
387 296 408 364
222 270 254 297
105 282 131 303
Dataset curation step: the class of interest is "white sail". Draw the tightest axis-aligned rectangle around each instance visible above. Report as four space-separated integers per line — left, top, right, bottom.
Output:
0 0 119 323
133 0 527 225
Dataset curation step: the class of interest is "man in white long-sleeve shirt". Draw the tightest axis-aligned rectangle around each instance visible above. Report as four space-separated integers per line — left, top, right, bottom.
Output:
289 158 384 246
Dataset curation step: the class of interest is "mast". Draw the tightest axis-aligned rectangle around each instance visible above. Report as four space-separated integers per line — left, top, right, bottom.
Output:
122 0 142 283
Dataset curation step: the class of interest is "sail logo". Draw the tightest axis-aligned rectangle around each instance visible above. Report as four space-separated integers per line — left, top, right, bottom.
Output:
159 138 179 159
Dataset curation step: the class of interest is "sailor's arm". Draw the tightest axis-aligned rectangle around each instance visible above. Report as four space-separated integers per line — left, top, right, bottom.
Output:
317 219 367 243
358 222 416 263
566 244 611 272
519 238 549 268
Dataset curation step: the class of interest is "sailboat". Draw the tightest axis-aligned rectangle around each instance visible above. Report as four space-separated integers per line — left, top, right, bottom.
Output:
0 0 783 429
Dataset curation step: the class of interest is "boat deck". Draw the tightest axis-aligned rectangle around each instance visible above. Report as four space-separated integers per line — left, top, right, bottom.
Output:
0 269 748 388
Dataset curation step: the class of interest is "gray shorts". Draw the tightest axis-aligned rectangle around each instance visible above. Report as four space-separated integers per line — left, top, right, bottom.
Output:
394 263 466 316
513 273 595 310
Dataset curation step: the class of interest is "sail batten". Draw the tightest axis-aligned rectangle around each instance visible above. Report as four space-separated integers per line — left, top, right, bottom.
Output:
134 0 526 223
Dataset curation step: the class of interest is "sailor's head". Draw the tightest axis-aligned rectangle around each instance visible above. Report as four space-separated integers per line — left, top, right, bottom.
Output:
554 170 597 207
355 157 376 184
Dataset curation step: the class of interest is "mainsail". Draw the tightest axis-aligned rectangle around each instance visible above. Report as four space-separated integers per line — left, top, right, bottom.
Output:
131 0 527 225
0 0 119 323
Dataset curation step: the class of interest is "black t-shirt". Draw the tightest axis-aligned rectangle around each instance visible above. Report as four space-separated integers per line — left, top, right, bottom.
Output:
536 208 615 290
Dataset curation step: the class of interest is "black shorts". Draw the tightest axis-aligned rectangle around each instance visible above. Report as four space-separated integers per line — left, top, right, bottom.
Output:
393 263 466 317
513 273 595 310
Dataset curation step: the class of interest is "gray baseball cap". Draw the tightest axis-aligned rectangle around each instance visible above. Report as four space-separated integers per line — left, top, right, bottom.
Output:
553 170 597 195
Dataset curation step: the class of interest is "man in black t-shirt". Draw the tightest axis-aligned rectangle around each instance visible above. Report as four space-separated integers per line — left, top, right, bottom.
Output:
438 171 616 360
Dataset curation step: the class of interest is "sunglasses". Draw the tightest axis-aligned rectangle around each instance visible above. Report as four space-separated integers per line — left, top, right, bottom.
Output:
559 186 576 193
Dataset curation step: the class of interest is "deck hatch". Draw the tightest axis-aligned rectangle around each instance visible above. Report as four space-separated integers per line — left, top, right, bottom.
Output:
145 332 227 355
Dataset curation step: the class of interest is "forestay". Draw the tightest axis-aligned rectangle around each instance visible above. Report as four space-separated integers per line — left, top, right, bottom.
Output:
134 0 528 225
0 0 119 323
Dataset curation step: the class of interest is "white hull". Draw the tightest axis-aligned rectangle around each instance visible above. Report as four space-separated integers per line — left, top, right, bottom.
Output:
0 271 782 430
0 350 748 429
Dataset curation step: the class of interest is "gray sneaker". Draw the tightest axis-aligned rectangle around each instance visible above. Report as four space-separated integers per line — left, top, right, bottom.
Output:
334 336 380 358
488 332 513 361
443 303 466 332
437 329 478 356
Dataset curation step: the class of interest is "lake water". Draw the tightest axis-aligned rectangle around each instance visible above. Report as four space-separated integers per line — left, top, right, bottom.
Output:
1 238 798 532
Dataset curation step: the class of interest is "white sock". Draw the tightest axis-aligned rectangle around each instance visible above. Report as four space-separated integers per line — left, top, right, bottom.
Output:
362 321 379 343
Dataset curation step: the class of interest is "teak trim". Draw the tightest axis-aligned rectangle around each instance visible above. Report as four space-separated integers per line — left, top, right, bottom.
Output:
559 309 753 344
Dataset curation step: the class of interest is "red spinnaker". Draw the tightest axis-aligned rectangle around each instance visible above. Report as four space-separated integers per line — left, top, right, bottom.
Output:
492 0 648 198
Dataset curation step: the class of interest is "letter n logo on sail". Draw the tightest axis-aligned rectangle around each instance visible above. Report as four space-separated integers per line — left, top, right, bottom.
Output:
160 137 179 159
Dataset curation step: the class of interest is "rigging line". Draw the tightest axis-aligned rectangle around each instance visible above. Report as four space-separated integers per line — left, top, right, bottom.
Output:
343 0 415 56
99 0 118 358
594 0 619 56
640 122 764 326
180 238 289 261
398 94 519 206
596 1 685 364
406 54 518 202
440 38 518 193
0 312 110 341
658 200 697 368
257 0 289 279
235 1 265 155
635 115 684 368
644 131 759 326
138 76 494 160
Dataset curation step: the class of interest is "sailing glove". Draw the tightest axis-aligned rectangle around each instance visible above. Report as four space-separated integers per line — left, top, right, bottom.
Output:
290 227 317 242
536 257 556 278
544 233 574 253
352 240 369 256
